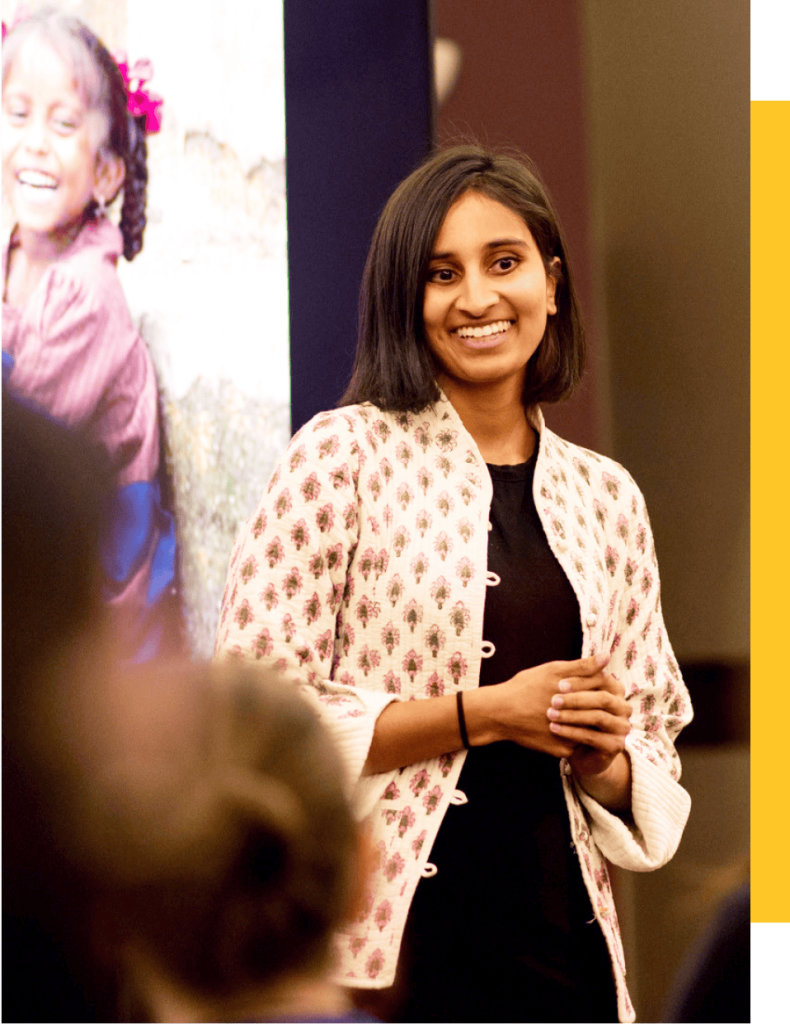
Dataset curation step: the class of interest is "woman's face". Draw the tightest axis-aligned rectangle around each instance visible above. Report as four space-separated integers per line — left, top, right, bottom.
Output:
422 191 557 395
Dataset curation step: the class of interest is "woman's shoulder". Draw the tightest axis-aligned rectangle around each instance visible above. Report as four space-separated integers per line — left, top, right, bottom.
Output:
540 426 646 510
293 402 443 446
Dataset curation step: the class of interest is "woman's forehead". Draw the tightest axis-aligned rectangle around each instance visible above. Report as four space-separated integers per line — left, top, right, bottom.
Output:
433 191 536 251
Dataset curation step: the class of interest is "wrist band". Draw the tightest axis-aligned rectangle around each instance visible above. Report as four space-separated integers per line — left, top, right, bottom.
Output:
456 691 470 750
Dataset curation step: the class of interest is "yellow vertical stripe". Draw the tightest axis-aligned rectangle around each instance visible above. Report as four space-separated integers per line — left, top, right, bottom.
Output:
752 100 790 922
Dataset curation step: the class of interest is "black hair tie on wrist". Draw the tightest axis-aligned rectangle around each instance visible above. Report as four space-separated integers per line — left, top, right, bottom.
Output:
456 690 470 750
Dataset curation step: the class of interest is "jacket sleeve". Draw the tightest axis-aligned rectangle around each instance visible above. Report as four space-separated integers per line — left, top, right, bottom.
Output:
214 412 399 795
576 480 693 870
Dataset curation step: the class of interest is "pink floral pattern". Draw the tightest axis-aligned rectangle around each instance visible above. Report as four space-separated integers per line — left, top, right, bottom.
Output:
215 397 691 1020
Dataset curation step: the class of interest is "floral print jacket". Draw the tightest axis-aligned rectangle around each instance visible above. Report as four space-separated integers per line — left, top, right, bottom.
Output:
215 394 693 1023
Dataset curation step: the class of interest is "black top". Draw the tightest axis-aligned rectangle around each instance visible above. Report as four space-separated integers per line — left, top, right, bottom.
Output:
397 457 618 1024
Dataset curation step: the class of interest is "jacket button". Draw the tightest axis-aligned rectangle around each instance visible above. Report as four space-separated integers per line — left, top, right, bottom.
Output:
586 613 598 627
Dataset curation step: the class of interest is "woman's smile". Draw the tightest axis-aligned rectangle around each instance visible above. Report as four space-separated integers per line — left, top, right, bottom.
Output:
453 318 515 345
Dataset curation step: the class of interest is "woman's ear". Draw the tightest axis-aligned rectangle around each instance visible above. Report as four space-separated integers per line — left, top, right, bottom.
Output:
94 152 126 208
546 256 561 315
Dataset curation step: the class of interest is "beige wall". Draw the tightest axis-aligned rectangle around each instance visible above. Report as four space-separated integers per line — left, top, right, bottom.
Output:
582 5 749 1018
582 0 749 663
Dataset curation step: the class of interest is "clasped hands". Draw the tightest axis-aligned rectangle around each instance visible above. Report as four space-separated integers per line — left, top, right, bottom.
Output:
493 653 632 807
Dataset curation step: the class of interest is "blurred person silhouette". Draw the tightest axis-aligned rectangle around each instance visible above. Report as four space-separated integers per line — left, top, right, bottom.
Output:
62 661 380 1024
3 387 121 1022
663 863 750 1023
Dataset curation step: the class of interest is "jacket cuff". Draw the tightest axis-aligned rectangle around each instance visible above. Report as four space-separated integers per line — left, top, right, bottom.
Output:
575 742 691 870
313 688 401 815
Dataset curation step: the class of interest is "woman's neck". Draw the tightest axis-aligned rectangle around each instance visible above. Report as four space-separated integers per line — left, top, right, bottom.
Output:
440 376 537 465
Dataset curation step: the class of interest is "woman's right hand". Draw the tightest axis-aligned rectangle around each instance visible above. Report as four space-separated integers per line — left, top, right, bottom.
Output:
468 653 613 758
364 653 614 775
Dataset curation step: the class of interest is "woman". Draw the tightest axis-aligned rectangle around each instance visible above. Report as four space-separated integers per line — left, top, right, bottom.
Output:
216 146 692 1023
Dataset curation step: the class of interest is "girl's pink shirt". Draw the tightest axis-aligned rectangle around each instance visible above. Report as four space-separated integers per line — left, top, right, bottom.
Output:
2 216 159 487
3 217 168 650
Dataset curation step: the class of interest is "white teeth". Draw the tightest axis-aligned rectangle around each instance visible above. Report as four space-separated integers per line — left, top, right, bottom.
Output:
17 170 58 188
455 320 512 339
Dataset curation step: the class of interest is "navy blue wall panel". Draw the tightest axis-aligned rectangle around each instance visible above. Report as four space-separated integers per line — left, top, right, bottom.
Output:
284 0 435 433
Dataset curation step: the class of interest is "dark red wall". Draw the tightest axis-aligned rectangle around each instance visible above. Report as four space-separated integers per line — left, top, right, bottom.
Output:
434 0 602 450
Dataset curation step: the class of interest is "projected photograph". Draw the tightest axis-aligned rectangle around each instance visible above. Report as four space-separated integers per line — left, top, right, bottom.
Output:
0 0 290 655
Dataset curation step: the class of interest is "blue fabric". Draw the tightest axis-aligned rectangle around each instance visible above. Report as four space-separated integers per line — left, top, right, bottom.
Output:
102 480 176 604
2 349 15 385
103 480 179 662
148 507 177 605
103 481 156 586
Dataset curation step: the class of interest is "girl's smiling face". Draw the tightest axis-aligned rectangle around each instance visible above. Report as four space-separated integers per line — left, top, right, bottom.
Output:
422 191 558 395
2 38 120 246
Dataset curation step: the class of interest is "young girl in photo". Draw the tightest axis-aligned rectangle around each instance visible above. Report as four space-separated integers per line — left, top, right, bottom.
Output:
2 10 177 659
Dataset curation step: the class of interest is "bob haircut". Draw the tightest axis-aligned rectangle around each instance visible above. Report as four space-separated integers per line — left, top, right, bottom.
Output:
340 145 585 413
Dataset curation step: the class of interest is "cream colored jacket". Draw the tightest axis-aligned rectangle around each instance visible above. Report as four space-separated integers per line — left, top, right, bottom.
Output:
216 395 693 1023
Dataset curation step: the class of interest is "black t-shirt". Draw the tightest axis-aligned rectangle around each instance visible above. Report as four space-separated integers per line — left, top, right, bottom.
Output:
398 457 618 1023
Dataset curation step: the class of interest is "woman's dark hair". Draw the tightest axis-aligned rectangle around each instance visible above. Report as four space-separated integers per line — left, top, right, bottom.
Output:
340 145 585 413
2 10 149 260
71 662 358 1004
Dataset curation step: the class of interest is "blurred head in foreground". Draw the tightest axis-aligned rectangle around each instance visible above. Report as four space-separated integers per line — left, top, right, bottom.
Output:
3 390 117 1021
66 661 361 1022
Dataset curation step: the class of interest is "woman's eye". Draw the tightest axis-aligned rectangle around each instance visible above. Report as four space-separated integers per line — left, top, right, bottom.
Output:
493 256 519 273
53 117 78 133
428 267 456 283
5 108 27 124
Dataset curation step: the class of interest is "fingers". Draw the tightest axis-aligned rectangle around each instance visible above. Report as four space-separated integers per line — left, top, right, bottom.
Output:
548 720 629 755
557 668 625 698
553 652 610 679
549 689 632 719
547 689 631 734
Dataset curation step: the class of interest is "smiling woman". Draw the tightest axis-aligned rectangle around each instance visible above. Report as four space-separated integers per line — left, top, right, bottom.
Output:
422 192 558 457
216 146 692 1024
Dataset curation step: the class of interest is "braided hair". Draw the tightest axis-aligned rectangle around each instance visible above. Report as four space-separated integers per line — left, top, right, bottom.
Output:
2 10 149 261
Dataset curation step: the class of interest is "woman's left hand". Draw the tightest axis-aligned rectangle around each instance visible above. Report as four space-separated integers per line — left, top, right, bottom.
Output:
545 666 633 811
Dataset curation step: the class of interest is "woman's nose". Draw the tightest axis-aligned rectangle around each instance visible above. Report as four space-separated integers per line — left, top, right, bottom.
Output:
456 269 497 315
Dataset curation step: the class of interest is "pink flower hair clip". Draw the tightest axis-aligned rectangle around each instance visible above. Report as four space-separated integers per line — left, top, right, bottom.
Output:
114 53 163 135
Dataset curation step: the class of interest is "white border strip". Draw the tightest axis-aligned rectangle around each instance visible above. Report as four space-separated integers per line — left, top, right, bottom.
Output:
752 0 790 99
752 923 788 1022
